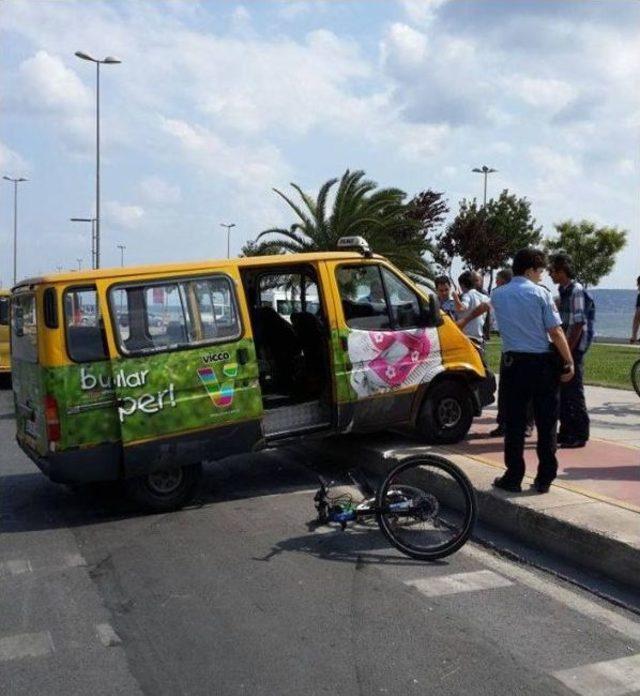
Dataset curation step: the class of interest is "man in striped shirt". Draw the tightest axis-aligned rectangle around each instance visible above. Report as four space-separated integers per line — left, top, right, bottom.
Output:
549 252 594 448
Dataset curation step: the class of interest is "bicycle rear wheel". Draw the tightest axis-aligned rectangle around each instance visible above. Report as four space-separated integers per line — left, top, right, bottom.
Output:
631 359 640 398
375 455 477 561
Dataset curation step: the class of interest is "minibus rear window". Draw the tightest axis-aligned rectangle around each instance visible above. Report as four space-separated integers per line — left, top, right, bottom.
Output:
64 287 108 363
11 293 38 363
0 297 9 326
110 275 241 355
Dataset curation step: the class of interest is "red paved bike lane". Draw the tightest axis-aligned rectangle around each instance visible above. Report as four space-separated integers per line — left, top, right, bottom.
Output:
450 413 640 511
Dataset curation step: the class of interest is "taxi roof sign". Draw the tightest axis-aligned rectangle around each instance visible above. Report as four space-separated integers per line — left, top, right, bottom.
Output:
336 236 372 257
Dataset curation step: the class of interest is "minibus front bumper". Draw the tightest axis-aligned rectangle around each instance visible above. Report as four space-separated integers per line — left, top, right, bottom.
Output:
17 437 121 484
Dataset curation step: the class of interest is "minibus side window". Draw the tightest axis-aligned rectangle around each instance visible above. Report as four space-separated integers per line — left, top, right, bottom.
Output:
0 297 9 326
11 293 38 363
192 278 240 340
336 265 392 330
111 275 240 355
64 287 108 363
380 268 423 329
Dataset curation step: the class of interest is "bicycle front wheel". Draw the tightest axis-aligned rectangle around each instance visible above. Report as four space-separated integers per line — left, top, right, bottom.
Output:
376 455 477 561
631 359 640 398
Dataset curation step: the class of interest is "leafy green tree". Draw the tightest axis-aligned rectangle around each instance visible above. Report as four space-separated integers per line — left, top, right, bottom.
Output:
436 190 542 288
242 170 434 282
545 220 627 287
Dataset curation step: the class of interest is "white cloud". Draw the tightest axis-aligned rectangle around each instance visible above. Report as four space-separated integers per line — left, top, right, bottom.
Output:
381 23 428 68
0 141 29 175
510 77 578 113
138 176 182 206
158 116 291 190
105 201 145 229
18 50 91 114
399 0 449 26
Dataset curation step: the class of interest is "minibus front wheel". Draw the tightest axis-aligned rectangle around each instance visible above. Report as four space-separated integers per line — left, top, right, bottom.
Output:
124 462 203 512
417 380 474 444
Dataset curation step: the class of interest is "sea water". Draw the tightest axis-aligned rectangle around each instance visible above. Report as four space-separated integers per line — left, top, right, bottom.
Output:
588 289 637 340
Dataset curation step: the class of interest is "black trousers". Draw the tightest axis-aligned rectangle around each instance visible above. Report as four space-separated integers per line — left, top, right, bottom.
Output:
496 355 534 427
501 352 560 485
559 350 590 443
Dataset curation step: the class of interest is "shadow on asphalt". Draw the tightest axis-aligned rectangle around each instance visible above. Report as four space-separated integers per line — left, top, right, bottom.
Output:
0 448 363 534
254 523 449 568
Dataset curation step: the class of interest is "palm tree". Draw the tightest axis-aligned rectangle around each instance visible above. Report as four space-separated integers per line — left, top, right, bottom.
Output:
245 170 434 282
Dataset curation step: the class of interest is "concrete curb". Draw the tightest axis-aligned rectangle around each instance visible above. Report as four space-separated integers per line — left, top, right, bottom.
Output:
291 434 640 591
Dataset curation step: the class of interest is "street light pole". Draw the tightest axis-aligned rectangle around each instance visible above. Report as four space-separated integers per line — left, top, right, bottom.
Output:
70 217 97 269
472 165 497 207
75 51 122 270
117 244 126 267
76 258 83 271
220 222 236 259
3 176 28 285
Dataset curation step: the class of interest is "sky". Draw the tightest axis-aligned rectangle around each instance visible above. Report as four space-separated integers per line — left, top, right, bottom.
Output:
1 0 638 288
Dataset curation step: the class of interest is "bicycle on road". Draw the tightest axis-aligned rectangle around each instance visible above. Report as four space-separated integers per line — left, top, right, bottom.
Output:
314 454 477 561
632 358 640 398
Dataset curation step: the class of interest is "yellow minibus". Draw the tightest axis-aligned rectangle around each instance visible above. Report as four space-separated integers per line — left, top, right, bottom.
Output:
11 238 490 510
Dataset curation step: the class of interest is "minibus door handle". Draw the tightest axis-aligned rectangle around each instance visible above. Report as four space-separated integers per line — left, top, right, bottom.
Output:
237 347 249 365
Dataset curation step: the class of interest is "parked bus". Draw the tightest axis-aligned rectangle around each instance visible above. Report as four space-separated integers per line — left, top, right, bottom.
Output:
11 238 491 511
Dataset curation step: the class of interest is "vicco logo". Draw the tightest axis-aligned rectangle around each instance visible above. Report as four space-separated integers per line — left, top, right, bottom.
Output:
197 362 238 408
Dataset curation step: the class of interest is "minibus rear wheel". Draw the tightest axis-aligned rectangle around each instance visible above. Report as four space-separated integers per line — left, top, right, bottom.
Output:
124 462 203 512
417 381 474 444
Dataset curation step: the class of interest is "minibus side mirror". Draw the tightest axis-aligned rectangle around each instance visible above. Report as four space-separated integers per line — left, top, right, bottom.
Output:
420 295 443 328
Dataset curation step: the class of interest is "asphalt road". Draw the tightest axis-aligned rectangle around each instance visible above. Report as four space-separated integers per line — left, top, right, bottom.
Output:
1 385 640 696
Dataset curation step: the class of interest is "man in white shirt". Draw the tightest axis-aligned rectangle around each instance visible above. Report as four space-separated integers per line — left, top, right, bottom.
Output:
453 271 487 348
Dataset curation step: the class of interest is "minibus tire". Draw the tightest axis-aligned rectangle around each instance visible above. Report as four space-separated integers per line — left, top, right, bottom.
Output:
124 462 203 512
417 381 474 444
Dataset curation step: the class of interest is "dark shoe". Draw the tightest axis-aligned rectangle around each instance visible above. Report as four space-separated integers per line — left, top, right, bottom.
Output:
489 426 505 437
493 476 522 493
531 480 551 494
560 439 587 449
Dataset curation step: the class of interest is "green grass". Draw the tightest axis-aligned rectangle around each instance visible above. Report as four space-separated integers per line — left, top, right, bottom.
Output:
483 337 638 390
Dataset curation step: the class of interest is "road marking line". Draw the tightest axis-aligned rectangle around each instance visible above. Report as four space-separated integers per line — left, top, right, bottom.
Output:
462 544 640 643
552 653 640 695
0 559 32 576
95 623 122 647
405 569 513 597
0 632 54 661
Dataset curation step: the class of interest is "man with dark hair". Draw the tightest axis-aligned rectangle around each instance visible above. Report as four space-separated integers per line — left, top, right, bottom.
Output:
631 275 640 344
458 265 533 438
453 270 487 348
435 276 456 318
549 252 594 448
490 247 574 494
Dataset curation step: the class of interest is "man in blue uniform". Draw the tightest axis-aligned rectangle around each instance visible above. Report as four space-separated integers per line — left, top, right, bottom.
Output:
490 248 575 494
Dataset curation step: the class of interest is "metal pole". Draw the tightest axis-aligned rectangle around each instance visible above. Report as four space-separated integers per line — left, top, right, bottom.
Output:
95 61 101 269
220 223 236 259
12 181 18 285
483 171 488 207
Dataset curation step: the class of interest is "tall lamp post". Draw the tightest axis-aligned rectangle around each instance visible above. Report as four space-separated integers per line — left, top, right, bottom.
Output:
70 217 97 269
472 165 497 207
74 51 122 270
220 222 236 259
117 243 126 267
3 176 28 285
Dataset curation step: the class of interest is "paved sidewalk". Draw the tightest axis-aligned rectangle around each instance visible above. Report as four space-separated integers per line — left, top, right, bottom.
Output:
295 385 640 590
456 384 640 512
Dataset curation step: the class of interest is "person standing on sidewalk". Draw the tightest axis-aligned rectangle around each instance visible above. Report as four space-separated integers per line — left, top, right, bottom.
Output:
549 252 594 448
491 247 574 494
631 275 640 344
453 270 487 351
457 267 534 438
